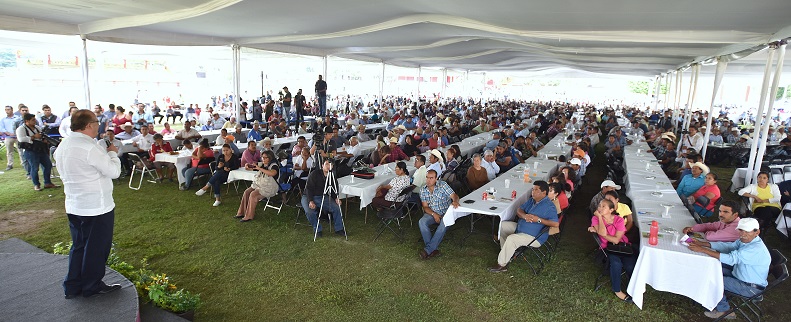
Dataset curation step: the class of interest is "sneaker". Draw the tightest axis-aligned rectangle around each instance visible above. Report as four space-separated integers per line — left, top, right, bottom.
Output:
334 229 346 237
703 310 735 319
195 189 206 196
4 166 11 171
33 185 41 191
179 185 186 191
212 200 221 207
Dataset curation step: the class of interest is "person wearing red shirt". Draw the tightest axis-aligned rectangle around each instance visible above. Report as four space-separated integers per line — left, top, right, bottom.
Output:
150 133 175 182
386 137 409 163
181 139 214 190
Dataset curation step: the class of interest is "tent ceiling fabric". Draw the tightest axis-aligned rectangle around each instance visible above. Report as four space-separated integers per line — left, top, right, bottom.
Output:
1 0 790 76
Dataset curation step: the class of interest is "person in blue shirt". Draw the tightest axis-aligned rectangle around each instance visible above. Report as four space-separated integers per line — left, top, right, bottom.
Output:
131 103 154 130
485 132 502 151
677 162 708 198
688 218 770 319
489 180 559 272
247 122 262 141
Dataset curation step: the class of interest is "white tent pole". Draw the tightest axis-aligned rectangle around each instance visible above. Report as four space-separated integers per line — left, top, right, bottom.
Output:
465 70 470 101
671 70 680 132
482 72 486 99
678 66 698 154
752 43 786 185
675 68 684 132
231 44 240 119
379 61 385 105
441 68 448 99
416 66 422 99
653 74 662 111
745 46 777 183
80 35 92 110
663 71 673 111
685 65 700 130
701 61 727 160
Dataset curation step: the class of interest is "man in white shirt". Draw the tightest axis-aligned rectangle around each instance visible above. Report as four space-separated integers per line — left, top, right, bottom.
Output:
54 110 122 299
101 128 123 151
412 155 428 189
208 113 226 130
337 136 361 166
427 149 446 178
175 120 201 142
292 148 314 190
481 149 500 180
131 125 154 153
59 106 79 139
356 125 370 142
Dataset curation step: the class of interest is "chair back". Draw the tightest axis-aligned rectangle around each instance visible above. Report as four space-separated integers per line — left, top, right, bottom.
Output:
393 185 416 204
771 168 783 184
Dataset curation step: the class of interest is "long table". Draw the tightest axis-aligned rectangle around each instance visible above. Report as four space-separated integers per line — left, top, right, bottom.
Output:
623 138 723 311
336 131 492 211
154 150 193 184
443 134 570 239
120 128 251 154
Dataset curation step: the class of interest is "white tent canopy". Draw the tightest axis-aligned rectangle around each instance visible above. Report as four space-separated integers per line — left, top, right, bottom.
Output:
1 0 790 76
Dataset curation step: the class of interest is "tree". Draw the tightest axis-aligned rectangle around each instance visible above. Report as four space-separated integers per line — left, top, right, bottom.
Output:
628 81 668 95
0 49 16 68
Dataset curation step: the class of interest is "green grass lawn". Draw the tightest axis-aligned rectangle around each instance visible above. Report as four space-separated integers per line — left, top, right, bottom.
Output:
2 142 791 321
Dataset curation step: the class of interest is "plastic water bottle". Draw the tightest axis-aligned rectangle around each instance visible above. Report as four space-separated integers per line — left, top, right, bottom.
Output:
649 221 659 246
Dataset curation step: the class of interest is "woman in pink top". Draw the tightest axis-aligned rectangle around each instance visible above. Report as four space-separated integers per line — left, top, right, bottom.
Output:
588 199 636 302
689 173 721 217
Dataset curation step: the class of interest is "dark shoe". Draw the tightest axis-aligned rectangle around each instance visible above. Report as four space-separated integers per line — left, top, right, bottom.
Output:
419 249 429 260
240 218 252 222
4 166 11 171
316 231 323 238
64 292 81 299
621 295 633 303
33 185 41 191
429 250 442 258
234 214 244 219
44 183 60 189
335 230 346 237
488 265 508 273
84 283 121 297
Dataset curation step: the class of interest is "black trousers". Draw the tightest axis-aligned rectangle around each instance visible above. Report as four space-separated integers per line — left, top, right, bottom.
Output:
63 209 115 296
753 206 781 229
167 113 183 124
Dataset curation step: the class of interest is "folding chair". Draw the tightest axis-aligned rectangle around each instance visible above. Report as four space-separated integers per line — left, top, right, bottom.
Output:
783 166 791 181
590 231 628 292
263 164 295 215
714 249 788 322
127 153 158 190
770 167 783 184
510 227 551 275
373 185 416 242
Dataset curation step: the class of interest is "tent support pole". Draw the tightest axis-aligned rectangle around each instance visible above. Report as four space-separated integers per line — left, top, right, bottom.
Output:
752 43 787 185
80 35 92 110
701 61 728 160
745 46 777 183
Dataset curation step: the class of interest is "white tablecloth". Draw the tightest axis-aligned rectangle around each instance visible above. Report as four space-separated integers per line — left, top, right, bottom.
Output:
227 168 258 183
154 151 192 184
623 139 723 311
443 134 568 239
336 131 493 210
730 164 789 192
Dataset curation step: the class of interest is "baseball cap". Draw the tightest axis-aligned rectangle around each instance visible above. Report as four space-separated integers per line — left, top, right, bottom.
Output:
600 180 621 190
736 218 760 231
569 158 582 166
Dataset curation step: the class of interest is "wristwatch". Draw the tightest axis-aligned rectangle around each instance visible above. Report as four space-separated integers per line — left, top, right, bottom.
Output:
537 218 542 224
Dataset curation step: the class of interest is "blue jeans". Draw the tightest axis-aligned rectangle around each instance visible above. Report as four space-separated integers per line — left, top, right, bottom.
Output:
318 94 327 116
24 149 52 187
301 195 344 233
693 204 714 217
716 264 764 311
419 214 447 254
63 209 114 296
182 166 211 189
207 170 230 197
609 253 636 293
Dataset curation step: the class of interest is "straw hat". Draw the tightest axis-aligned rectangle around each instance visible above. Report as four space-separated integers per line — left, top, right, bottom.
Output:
430 149 444 162
389 137 398 143
691 162 710 175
